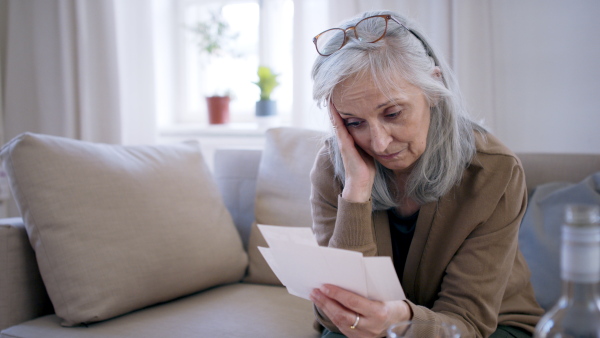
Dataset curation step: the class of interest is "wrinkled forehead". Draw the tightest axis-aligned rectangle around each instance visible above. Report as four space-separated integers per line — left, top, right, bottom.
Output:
332 72 423 111
333 70 412 99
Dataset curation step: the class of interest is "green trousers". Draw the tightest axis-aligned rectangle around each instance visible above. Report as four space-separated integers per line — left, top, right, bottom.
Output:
321 325 531 337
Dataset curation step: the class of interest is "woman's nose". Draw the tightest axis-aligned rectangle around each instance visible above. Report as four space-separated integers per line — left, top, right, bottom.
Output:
370 124 392 153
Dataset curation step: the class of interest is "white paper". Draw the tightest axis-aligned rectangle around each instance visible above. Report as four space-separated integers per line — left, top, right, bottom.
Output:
364 256 405 301
258 224 317 248
257 224 405 302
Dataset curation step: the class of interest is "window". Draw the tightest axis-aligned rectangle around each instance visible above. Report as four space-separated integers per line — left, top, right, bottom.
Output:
166 0 294 126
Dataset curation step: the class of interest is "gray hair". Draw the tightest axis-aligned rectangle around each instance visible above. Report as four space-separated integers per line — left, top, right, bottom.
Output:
312 10 486 209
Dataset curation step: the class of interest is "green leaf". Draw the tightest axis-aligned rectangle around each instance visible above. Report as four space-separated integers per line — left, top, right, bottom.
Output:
254 66 280 101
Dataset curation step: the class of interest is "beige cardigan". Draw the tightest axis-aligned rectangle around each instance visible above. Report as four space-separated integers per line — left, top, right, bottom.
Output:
310 132 544 337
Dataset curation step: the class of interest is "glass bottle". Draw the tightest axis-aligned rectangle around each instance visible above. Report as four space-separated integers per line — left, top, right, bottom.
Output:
534 204 600 338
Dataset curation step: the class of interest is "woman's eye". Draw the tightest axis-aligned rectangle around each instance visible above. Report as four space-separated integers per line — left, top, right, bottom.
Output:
344 119 363 128
385 111 401 119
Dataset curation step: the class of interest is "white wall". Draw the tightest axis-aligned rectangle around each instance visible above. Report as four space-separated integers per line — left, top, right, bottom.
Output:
304 1 600 154
458 0 600 154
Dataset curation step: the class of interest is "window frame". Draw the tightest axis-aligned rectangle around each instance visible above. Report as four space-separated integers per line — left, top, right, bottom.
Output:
164 0 293 127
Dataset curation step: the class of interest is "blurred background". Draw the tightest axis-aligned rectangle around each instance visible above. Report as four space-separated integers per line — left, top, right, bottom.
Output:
1 0 599 216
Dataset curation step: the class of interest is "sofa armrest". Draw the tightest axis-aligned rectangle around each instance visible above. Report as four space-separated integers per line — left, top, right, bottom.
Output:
0 218 53 331
213 149 262 250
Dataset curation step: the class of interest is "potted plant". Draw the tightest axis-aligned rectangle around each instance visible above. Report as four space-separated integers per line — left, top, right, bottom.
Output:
190 11 239 124
254 66 280 118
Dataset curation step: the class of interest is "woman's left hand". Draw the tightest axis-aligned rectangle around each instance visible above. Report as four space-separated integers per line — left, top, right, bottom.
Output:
310 284 412 338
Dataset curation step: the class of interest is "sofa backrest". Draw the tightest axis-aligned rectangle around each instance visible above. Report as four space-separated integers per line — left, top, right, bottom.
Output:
517 153 600 193
212 146 600 247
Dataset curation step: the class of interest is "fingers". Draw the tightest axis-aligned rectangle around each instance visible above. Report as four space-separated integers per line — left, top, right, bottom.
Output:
311 288 360 331
328 101 353 146
311 285 409 337
328 101 342 126
328 100 375 203
311 285 382 337
320 284 374 314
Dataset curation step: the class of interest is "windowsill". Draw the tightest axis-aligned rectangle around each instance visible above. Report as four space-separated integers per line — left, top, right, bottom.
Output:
159 121 289 138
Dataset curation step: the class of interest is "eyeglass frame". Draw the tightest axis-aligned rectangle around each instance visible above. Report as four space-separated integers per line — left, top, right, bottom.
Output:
313 14 447 89
312 14 441 68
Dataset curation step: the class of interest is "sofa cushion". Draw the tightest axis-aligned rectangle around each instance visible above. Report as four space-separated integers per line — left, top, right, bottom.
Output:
244 127 326 285
0 133 248 326
518 171 600 310
0 218 53 331
0 284 318 338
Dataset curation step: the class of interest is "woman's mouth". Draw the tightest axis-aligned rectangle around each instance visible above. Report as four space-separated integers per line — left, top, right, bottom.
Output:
376 151 402 161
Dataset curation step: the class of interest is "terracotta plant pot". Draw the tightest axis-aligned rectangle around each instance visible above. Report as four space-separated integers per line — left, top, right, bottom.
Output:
206 96 230 124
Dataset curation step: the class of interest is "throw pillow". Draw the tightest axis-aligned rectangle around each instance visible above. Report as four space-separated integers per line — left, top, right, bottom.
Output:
0 133 248 326
243 127 326 285
518 171 600 310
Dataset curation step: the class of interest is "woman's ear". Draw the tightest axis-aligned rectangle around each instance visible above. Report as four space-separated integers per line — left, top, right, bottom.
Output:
433 66 442 79
428 67 443 107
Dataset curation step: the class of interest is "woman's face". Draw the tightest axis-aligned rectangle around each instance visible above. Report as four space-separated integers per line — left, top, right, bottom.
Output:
332 75 431 175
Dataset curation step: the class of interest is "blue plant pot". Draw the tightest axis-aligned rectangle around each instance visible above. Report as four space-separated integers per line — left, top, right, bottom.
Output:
255 100 277 117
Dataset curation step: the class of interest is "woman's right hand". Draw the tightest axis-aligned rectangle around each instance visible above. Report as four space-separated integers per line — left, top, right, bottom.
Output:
329 101 376 203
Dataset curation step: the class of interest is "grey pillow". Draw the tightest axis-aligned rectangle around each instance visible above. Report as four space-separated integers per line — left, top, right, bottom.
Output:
0 133 248 326
243 127 325 285
518 172 600 310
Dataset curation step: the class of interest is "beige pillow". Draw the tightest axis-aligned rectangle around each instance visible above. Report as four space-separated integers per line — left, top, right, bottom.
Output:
243 127 326 285
0 133 248 326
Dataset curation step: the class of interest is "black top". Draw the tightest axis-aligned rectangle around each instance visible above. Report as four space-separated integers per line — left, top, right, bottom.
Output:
387 208 418 284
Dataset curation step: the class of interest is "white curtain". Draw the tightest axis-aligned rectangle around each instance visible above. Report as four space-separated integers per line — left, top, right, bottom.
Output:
1 0 158 145
0 0 6 146
0 0 160 217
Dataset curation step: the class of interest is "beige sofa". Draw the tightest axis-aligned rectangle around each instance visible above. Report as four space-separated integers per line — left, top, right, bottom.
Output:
0 127 598 338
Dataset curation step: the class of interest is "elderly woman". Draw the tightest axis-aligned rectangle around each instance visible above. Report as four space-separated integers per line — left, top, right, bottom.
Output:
308 10 543 338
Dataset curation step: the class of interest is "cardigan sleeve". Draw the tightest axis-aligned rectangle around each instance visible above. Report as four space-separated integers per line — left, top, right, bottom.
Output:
309 144 377 256
309 143 379 333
